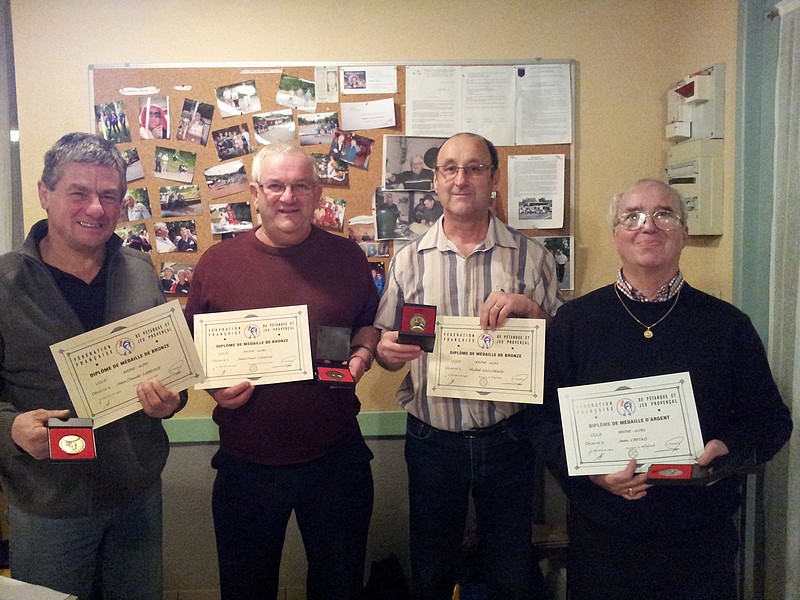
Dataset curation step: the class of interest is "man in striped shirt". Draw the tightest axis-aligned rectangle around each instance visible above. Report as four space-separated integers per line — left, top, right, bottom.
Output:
374 132 562 600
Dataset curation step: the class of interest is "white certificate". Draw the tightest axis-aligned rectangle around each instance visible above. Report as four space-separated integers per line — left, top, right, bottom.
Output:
193 305 313 389
427 316 545 403
558 372 705 476
50 300 204 428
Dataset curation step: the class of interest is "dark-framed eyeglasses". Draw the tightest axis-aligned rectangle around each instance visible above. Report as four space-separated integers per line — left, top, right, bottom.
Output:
258 181 316 197
616 210 683 231
435 164 492 180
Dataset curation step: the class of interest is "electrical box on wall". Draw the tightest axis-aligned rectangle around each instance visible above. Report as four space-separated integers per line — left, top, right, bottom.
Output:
666 138 723 235
665 64 725 142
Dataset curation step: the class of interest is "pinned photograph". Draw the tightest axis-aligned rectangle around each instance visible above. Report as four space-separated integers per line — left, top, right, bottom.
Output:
154 220 198 253
374 189 412 240
115 223 151 253
408 191 443 235
315 66 339 103
95 100 131 144
312 197 346 231
121 148 143 182
342 70 367 91
383 135 446 191
347 215 375 243
311 153 349 187
535 235 574 291
216 80 262 117
276 74 316 112
204 160 249 200
211 124 254 161
332 129 374 170
370 261 386 297
159 184 202 218
138 97 170 140
154 147 197 183
253 109 295 145
210 201 253 236
298 112 338 147
176 98 214 146
118 187 152 223
159 262 195 296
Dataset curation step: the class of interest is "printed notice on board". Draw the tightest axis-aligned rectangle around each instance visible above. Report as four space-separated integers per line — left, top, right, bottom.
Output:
515 63 573 145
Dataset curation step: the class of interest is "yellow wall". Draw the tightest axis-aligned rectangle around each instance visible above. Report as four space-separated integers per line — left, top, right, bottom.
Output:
10 0 739 414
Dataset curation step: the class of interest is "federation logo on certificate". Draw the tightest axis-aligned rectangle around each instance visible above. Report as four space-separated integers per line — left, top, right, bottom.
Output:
427 316 545 404
557 372 705 476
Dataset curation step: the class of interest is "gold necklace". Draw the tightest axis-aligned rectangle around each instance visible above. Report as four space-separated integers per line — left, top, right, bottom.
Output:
614 286 681 339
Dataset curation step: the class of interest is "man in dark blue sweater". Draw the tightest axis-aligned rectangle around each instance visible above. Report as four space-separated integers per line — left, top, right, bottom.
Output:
544 178 792 600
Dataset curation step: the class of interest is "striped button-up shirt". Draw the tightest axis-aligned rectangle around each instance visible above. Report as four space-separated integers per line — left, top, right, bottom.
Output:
374 213 563 432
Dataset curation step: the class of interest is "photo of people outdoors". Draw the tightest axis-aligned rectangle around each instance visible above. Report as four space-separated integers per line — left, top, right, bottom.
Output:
209 202 253 236
383 135 447 191
138 97 170 139
252 109 295 145
211 124 253 161
176 98 214 146
118 188 152 223
154 147 197 183
373 189 412 240
159 263 195 296
121 148 143 182
114 223 152 253
204 160 249 200
516 196 554 221
298 112 338 147
94 100 130 144
535 235 573 290
154 220 198 254
330 129 374 170
159 184 202 218
215 80 262 117
276 73 316 112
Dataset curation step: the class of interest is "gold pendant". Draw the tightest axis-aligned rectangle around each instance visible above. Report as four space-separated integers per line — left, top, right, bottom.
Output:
644 329 653 339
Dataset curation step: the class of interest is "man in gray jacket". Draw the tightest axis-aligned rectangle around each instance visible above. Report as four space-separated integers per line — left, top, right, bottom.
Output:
0 132 184 598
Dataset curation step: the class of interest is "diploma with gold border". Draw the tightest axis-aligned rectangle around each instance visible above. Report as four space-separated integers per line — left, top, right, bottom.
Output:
193 305 313 389
558 372 705 476
427 316 545 403
50 300 204 428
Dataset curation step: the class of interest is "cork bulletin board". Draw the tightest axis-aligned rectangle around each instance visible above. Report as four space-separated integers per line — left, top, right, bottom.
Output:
89 60 575 418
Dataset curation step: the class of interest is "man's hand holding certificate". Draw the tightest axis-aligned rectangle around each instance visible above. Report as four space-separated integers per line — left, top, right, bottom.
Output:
49 300 204 428
558 372 705 476
193 305 313 389
427 316 546 403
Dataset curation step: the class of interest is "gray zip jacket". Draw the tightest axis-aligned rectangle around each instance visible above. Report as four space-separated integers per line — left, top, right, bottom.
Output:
0 220 170 517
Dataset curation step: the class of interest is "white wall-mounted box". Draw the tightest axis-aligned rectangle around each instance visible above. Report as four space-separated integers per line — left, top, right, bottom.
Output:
666 138 724 235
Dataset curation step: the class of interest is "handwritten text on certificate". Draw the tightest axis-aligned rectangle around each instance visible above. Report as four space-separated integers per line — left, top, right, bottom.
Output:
427 316 545 403
558 372 705 476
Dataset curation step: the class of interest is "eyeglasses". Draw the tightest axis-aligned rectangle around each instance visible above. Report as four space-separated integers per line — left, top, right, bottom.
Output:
258 181 316 197
616 210 683 231
435 164 492 180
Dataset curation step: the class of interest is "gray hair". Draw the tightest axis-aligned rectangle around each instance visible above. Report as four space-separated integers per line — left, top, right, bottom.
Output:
607 178 687 228
250 143 318 184
41 132 127 196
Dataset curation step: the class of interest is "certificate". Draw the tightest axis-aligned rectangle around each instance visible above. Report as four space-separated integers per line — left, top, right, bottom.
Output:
193 305 313 389
427 316 545 403
558 372 705 476
50 300 204 428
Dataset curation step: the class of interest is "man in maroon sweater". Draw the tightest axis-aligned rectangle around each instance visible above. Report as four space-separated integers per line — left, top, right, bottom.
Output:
184 144 379 600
